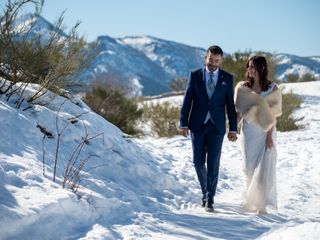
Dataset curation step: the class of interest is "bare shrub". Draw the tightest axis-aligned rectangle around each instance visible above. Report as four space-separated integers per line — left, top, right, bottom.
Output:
276 91 303 131
142 102 180 137
84 83 143 136
286 73 318 83
37 98 103 193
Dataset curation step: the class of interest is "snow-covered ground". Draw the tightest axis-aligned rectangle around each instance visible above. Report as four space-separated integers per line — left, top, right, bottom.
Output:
0 81 319 239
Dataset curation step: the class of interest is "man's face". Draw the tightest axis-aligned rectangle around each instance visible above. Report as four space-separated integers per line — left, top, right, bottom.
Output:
205 52 222 72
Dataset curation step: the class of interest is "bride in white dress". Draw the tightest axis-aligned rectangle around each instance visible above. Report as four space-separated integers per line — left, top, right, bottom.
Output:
234 56 282 214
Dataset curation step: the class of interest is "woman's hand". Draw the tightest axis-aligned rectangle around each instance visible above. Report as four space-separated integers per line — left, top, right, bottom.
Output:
237 112 242 124
266 127 274 149
266 134 274 149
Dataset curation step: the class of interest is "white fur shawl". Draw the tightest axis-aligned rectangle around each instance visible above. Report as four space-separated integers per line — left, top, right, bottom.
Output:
234 81 282 131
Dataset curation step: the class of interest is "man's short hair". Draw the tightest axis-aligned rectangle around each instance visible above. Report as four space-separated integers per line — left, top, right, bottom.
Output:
207 45 223 56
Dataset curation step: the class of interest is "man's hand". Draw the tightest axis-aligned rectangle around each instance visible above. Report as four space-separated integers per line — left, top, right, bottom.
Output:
227 132 237 142
180 128 189 137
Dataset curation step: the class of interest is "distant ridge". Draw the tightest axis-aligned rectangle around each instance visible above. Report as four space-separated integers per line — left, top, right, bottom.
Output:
13 14 320 96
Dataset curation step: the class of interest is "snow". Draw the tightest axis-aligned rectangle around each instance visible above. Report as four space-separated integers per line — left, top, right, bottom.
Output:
311 57 320 63
260 222 320 240
1 81 320 239
121 36 162 63
121 35 205 80
121 35 156 46
128 77 144 97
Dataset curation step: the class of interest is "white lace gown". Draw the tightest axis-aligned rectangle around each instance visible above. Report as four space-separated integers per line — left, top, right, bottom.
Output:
240 83 278 212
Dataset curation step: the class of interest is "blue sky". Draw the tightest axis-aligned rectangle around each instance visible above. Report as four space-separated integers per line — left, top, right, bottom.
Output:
5 0 320 56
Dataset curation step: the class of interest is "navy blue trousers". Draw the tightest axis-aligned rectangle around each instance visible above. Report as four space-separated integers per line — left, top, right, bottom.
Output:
190 121 224 202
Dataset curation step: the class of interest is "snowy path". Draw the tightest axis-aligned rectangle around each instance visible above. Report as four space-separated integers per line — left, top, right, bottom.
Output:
126 82 320 239
130 135 313 239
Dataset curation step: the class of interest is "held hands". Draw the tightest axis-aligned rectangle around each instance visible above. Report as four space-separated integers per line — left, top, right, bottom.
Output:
180 128 189 137
227 132 238 142
181 128 238 142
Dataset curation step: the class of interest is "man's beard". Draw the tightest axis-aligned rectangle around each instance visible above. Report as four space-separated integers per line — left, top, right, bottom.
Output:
207 64 218 72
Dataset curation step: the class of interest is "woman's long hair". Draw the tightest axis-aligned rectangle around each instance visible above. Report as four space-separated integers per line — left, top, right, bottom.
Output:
244 56 271 91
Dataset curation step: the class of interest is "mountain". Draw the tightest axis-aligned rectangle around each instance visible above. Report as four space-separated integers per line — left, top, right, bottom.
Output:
82 35 320 95
13 13 68 42
10 14 320 96
80 35 320 95
121 35 205 80
78 35 174 96
275 54 320 80
78 35 205 96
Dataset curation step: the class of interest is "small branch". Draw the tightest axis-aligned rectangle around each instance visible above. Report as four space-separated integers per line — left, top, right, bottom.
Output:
42 135 46 176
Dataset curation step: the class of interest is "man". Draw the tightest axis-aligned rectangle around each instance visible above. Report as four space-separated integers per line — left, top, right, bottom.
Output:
180 45 237 212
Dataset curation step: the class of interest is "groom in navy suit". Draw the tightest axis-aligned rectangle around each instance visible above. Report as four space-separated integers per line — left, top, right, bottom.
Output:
180 45 237 212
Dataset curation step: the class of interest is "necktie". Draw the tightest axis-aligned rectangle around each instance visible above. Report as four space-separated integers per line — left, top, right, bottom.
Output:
204 72 215 123
208 72 215 90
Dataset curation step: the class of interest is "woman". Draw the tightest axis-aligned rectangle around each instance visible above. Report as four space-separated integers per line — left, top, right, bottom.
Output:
234 56 282 214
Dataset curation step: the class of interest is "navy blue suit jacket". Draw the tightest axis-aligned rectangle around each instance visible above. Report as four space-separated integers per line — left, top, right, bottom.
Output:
180 68 237 134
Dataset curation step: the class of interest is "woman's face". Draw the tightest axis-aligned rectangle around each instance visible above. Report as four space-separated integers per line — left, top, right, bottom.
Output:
247 60 258 79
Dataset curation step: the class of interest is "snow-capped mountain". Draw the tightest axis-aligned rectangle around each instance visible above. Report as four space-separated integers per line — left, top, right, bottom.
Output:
13 13 68 42
275 54 320 80
121 35 205 78
78 35 205 96
78 35 173 96
10 14 320 96
80 36 320 95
